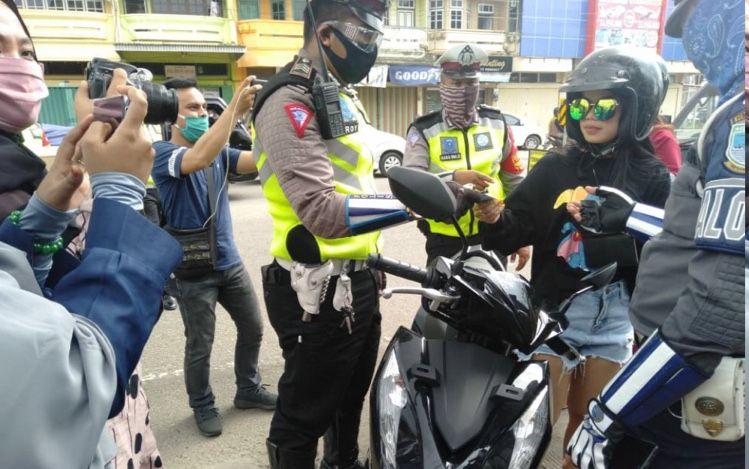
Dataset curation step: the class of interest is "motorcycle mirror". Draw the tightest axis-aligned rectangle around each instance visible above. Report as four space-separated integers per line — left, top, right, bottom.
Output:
387 167 457 221
580 262 617 290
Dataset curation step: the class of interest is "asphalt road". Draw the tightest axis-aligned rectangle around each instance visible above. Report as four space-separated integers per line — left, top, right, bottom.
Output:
141 167 568 468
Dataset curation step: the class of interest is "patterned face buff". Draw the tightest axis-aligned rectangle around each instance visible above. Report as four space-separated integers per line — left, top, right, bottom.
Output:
682 0 744 101
440 83 479 129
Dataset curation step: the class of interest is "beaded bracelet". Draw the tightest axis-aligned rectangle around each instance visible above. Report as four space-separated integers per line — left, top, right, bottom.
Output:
7 210 65 255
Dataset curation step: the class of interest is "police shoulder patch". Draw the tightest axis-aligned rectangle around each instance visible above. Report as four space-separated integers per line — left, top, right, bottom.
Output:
724 112 745 174
289 57 313 79
284 103 313 137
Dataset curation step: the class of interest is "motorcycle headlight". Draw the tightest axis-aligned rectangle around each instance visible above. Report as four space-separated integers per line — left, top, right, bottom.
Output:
378 351 408 469
508 386 550 469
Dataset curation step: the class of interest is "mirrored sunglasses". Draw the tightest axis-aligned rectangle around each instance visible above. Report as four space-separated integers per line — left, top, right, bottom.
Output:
568 97 619 122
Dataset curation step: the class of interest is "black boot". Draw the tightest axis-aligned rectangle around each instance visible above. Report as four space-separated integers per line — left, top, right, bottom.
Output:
267 439 316 469
320 412 364 469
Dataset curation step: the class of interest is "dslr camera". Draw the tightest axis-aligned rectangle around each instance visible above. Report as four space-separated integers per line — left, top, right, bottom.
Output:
86 58 179 125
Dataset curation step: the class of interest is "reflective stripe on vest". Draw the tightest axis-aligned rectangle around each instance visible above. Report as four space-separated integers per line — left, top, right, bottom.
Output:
256 92 381 261
423 115 506 237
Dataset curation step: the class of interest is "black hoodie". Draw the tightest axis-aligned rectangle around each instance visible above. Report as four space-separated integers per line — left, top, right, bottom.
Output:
481 146 670 308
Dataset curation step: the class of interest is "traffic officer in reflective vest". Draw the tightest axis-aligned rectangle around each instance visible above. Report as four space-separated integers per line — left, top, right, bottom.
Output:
403 43 530 266
250 0 413 468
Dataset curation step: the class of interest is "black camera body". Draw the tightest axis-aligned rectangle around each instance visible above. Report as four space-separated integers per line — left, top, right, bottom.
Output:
86 58 179 125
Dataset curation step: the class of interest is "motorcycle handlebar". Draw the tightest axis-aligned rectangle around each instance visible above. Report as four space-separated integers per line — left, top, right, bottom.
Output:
367 254 429 285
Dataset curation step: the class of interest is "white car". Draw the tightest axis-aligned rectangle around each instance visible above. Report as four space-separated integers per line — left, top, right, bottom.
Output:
360 124 406 175
503 113 545 150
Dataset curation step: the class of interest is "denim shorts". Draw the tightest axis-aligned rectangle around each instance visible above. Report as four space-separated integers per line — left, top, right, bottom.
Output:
519 280 635 371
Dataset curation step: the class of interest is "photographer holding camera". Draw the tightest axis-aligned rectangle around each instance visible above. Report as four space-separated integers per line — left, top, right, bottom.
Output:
150 76 276 438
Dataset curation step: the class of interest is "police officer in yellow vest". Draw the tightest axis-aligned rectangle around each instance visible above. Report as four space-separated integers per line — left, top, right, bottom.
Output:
250 0 415 468
404 43 529 267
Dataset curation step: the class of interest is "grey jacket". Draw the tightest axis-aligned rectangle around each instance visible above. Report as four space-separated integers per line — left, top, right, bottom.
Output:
0 243 116 468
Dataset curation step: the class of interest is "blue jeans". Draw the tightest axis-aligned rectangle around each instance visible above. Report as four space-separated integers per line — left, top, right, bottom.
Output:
521 280 634 370
175 263 264 409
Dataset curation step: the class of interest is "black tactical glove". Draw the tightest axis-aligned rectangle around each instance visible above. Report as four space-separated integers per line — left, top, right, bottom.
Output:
578 186 635 234
445 181 493 221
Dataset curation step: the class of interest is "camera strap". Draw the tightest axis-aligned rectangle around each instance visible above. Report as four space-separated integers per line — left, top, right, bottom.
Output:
205 163 218 263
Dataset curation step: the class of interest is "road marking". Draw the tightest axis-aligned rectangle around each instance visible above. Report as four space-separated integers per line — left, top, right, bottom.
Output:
141 361 236 382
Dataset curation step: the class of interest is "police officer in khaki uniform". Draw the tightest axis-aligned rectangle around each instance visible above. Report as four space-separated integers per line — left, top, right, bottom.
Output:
250 1 412 468
403 43 530 267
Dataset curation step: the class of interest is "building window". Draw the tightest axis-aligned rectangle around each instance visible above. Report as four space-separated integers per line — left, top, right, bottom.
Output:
508 0 519 32
271 0 285 19
429 0 442 29
238 0 259 18
509 72 558 83
292 0 305 20
477 3 493 30
397 10 414 26
449 0 462 29
396 0 414 26
15 0 103 11
450 9 461 29
124 0 146 13
151 0 215 15
15 0 45 8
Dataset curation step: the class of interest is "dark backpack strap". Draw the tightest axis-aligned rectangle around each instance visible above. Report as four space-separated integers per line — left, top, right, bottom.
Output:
206 163 218 264
251 57 318 124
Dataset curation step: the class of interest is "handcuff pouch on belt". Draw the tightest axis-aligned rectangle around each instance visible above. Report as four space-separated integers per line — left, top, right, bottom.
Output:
290 260 333 321
680 357 745 441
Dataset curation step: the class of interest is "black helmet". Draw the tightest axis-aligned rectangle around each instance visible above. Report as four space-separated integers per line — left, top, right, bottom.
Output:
450 271 540 350
561 47 669 144
330 0 390 32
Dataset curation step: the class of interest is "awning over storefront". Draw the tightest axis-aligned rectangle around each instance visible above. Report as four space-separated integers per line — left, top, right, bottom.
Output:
35 43 120 62
115 43 246 58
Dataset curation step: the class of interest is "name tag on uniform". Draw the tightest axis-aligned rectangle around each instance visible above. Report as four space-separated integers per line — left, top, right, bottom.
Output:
340 97 359 135
473 132 493 151
440 136 461 161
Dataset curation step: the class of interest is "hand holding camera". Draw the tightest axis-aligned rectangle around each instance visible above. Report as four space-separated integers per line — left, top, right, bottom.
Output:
231 76 264 117
75 67 128 124
79 58 179 126
80 86 155 183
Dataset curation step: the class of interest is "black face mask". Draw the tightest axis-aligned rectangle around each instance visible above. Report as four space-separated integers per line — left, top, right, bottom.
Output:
322 27 378 84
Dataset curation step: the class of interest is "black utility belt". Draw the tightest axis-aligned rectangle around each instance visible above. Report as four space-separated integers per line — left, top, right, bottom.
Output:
274 257 369 275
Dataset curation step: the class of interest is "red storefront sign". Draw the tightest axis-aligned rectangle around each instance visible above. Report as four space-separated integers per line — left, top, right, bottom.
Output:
585 0 668 55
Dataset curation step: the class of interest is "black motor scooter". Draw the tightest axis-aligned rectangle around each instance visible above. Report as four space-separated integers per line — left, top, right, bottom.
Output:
366 167 616 469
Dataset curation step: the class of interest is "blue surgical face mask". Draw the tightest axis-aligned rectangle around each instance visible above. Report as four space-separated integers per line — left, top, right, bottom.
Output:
176 114 209 143
682 0 743 101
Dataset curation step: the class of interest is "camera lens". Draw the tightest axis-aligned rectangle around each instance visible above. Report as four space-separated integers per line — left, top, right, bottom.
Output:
139 82 179 125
